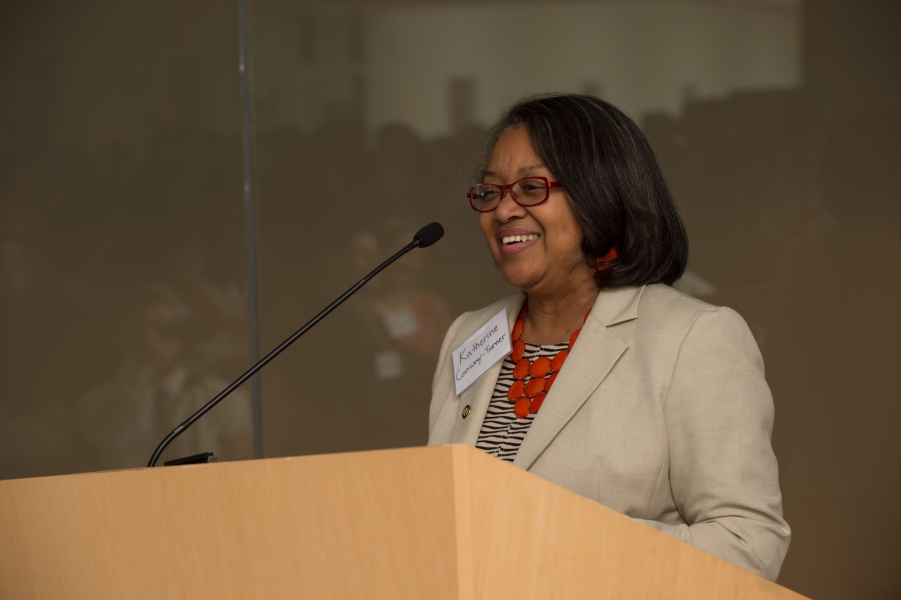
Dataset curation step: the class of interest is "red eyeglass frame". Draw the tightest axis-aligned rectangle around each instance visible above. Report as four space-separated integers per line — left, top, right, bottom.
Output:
467 177 563 213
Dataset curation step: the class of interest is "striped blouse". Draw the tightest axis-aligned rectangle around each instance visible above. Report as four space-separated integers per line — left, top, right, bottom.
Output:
475 341 568 462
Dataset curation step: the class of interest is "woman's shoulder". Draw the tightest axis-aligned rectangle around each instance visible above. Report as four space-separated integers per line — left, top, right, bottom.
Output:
446 286 750 347
596 284 718 329
634 284 757 354
639 283 718 319
640 283 749 324
595 284 750 345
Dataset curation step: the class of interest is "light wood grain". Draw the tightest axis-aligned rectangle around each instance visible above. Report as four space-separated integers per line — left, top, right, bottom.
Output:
0 447 464 600
463 447 807 599
0 445 808 599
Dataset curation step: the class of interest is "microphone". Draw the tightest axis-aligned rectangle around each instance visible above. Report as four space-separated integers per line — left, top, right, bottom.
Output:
413 222 443 248
147 222 445 467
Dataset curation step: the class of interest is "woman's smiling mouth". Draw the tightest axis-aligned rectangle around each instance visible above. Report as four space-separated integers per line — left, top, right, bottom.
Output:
499 233 540 256
502 234 539 245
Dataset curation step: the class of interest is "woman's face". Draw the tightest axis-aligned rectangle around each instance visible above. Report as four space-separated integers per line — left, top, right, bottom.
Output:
478 126 595 297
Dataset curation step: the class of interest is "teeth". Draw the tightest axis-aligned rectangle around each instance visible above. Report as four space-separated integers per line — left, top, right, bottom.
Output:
502 234 539 245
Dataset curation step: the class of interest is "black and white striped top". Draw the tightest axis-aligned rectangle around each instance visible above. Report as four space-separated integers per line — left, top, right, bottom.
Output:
475 341 568 462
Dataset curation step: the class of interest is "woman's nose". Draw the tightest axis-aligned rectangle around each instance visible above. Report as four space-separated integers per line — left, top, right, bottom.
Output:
495 188 526 221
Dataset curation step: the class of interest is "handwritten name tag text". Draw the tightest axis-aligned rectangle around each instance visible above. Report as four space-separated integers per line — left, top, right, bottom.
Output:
452 308 511 395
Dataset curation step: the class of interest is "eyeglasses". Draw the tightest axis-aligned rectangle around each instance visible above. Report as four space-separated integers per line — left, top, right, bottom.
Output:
467 177 563 213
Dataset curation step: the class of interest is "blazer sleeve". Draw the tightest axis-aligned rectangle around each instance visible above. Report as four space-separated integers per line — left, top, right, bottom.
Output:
633 307 791 581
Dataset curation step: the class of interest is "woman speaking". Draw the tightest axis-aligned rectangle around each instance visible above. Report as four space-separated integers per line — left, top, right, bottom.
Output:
427 94 790 581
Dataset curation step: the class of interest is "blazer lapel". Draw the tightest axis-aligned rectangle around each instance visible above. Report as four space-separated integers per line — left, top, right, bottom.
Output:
449 294 526 446
513 286 645 470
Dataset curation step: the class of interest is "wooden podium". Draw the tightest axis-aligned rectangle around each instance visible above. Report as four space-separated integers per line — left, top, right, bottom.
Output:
0 445 806 599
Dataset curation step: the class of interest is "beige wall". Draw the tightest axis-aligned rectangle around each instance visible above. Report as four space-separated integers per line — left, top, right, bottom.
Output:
252 1 800 135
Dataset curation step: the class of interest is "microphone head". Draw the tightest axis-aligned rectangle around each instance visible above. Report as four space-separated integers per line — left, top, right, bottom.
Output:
413 222 444 248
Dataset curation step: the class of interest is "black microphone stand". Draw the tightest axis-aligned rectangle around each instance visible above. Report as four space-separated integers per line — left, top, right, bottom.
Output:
147 224 443 467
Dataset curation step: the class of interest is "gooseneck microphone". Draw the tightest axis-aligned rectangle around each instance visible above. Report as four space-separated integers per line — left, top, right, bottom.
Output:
147 222 445 467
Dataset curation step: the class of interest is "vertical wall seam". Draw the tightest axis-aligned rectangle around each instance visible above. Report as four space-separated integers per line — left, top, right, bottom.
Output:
238 0 263 459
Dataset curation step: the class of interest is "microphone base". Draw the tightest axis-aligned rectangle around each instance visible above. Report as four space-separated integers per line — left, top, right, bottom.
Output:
163 452 218 467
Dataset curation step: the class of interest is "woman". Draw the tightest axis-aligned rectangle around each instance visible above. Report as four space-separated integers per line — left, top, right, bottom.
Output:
427 94 790 581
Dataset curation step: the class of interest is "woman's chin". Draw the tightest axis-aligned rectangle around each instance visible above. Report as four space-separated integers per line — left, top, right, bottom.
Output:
499 266 542 292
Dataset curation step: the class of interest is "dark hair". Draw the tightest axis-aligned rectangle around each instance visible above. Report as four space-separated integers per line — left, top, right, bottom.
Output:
482 93 688 288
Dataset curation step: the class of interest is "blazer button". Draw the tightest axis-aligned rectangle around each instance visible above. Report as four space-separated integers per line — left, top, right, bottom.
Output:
462 405 471 418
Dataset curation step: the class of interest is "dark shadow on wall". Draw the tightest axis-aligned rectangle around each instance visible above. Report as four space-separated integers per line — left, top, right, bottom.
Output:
765 104 901 600
0 90 508 477
644 92 901 600
253 116 513 459
0 118 252 476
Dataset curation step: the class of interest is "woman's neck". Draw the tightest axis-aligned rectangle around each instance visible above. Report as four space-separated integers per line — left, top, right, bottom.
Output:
522 280 600 346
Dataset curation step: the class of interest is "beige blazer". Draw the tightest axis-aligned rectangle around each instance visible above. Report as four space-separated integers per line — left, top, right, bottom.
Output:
428 284 790 581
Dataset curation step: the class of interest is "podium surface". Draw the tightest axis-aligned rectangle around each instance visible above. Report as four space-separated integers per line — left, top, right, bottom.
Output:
0 445 806 599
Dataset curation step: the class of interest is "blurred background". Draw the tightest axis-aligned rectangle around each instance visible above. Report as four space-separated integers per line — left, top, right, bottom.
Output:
1 0 898 597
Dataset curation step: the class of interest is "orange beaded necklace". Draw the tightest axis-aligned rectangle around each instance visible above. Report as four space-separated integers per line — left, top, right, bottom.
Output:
507 302 589 419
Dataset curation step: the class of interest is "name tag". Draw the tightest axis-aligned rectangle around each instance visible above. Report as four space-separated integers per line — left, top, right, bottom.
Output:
452 308 512 395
